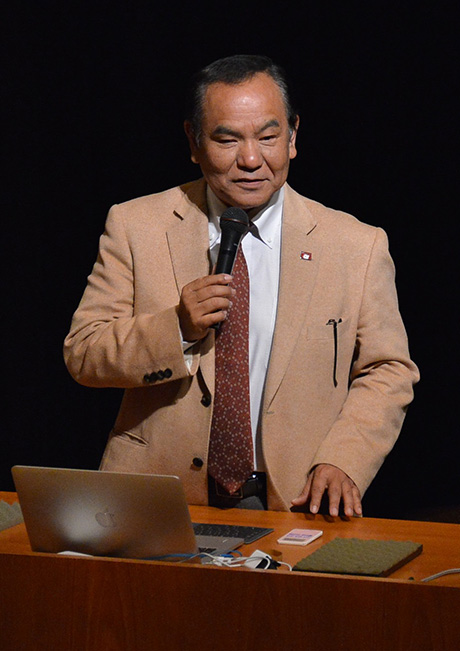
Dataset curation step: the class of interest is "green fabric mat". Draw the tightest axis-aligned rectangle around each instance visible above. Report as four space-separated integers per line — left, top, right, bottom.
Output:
0 500 23 532
294 537 423 577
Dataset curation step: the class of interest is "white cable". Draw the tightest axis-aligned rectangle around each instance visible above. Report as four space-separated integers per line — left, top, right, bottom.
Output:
200 552 292 570
421 568 460 582
276 560 293 571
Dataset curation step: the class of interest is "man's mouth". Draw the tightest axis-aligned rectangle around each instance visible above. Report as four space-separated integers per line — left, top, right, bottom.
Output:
233 178 266 186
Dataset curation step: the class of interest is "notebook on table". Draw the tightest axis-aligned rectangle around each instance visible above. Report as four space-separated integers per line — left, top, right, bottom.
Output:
11 466 244 559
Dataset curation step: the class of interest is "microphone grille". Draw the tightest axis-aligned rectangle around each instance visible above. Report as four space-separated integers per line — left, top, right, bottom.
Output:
220 207 249 234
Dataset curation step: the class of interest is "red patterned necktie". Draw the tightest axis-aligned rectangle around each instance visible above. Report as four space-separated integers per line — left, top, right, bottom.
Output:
208 246 254 494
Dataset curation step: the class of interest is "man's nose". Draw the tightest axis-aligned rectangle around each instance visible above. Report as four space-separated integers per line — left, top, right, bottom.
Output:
236 140 263 169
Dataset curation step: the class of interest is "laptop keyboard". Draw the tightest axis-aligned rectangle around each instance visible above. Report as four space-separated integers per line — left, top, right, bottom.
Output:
192 522 273 544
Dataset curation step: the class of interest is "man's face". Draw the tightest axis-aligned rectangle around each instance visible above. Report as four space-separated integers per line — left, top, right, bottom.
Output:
185 73 299 213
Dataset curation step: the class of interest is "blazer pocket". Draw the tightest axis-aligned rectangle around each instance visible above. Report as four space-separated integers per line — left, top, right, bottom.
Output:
305 318 351 388
111 429 148 447
305 317 350 341
100 429 150 473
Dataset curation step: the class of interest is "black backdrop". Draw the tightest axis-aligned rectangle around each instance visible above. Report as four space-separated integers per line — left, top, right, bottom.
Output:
3 3 459 518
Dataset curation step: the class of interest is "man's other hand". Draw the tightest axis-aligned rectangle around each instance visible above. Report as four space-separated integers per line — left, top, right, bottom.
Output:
291 463 362 517
177 274 236 342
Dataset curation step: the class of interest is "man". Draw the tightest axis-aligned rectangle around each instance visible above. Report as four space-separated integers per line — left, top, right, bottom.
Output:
64 55 419 515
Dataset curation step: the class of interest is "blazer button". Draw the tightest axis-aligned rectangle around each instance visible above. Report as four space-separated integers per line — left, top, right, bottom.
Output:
156 368 172 381
144 372 159 383
192 457 204 468
200 395 211 407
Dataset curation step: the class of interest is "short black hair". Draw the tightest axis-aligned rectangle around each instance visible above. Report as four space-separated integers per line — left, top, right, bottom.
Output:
185 54 298 144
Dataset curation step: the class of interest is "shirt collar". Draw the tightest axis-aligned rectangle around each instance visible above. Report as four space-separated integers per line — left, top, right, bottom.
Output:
206 185 285 250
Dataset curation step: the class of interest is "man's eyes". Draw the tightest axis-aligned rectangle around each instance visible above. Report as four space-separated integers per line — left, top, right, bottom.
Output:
215 134 278 144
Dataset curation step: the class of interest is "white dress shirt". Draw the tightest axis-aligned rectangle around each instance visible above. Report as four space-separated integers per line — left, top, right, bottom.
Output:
206 185 284 469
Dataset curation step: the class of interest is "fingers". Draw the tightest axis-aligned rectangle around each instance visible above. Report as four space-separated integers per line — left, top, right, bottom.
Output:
341 479 362 517
178 274 236 341
290 475 312 507
291 464 362 517
308 466 333 515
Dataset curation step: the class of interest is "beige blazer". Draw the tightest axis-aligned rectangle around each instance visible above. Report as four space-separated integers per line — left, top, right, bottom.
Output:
64 180 419 510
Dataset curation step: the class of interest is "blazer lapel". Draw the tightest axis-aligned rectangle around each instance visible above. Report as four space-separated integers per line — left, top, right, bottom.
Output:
166 179 216 393
166 179 211 292
264 185 321 409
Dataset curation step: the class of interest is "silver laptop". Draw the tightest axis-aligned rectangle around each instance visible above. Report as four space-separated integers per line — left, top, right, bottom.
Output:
11 466 244 559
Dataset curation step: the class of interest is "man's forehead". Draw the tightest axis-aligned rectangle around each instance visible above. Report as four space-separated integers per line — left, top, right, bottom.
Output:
203 73 282 101
201 74 289 125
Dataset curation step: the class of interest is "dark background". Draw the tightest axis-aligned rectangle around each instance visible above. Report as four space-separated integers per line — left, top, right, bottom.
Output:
3 2 458 519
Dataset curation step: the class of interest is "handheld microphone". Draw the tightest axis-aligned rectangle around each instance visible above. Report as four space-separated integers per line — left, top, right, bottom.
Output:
214 207 250 275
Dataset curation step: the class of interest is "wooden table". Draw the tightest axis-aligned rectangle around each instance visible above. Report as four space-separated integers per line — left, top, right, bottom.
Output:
1 491 459 650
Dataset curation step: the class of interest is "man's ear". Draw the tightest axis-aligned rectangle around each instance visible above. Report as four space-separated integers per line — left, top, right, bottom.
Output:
289 115 300 161
184 121 200 164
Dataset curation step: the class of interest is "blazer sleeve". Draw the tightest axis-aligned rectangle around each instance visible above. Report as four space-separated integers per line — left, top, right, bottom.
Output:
63 205 200 388
308 227 419 495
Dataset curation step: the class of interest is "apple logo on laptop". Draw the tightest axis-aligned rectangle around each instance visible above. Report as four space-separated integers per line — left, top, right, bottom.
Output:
95 508 116 528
